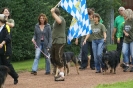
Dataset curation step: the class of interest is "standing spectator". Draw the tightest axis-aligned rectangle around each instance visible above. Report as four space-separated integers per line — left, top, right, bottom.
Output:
122 9 133 72
1 7 19 84
78 8 95 70
1 7 15 28
88 8 95 70
50 7 66 81
83 13 107 73
31 13 52 75
112 7 125 63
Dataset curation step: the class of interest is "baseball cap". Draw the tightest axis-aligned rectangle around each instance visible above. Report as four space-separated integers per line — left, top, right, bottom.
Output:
0 14 6 23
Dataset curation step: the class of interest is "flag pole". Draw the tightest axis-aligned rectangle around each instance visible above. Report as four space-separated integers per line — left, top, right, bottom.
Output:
54 0 61 8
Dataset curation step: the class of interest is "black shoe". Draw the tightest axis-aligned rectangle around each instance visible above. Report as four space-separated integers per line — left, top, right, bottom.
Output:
79 66 86 69
91 67 95 70
14 79 18 85
31 71 37 75
14 76 19 85
95 70 101 73
130 67 133 72
123 66 129 72
78 60 81 65
45 72 50 75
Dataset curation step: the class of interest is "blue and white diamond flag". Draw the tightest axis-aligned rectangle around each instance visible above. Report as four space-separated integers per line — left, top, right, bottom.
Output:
60 0 92 44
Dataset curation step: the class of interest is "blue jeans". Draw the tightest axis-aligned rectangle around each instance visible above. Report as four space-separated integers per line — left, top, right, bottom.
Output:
92 39 104 71
122 42 133 65
32 42 51 72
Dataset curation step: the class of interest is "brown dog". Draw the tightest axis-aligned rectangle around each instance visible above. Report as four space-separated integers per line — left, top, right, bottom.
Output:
52 52 79 77
63 52 79 75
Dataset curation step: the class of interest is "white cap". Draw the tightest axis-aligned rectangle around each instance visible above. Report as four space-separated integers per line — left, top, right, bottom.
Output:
118 7 125 11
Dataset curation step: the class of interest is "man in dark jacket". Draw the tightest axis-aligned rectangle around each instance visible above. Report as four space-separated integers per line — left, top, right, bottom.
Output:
0 14 19 85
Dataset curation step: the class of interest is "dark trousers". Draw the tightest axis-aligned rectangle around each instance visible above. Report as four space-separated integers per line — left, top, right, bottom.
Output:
1 55 18 79
81 42 88 68
116 37 123 63
51 44 65 68
89 42 95 68
81 41 94 68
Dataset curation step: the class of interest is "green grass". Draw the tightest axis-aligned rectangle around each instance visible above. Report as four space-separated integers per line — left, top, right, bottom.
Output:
107 44 117 51
12 58 45 73
96 80 133 88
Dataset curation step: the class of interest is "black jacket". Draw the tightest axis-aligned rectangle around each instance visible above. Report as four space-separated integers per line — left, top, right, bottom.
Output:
0 25 11 54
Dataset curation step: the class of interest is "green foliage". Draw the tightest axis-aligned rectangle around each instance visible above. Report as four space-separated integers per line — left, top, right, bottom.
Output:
0 0 123 61
87 0 123 27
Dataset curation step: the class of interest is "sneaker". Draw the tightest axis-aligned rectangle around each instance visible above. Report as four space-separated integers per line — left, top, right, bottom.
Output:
130 67 133 72
54 75 61 79
79 66 86 69
120 63 126 69
123 66 130 72
45 72 50 75
55 76 65 81
31 71 37 75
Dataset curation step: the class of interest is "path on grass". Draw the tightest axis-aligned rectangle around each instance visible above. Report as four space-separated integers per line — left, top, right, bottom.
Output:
5 66 133 88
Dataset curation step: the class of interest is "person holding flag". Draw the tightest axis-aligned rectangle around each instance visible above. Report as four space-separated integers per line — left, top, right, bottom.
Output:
50 7 66 81
78 8 95 70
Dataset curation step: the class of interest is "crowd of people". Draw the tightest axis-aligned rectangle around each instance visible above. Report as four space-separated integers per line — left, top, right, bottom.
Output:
0 5 133 84
30 6 133 82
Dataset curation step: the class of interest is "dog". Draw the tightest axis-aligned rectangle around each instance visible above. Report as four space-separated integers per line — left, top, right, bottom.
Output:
51 52 79 77
0 65 9 88
102 50 119 75
63 52 79 75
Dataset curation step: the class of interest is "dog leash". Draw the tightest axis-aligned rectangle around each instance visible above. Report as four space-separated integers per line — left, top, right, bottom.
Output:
33 42 50 59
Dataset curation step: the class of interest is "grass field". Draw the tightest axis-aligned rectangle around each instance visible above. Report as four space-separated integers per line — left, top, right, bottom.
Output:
96 80 133 88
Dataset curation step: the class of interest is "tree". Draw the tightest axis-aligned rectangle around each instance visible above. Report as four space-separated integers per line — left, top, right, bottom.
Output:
0 0 123 61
